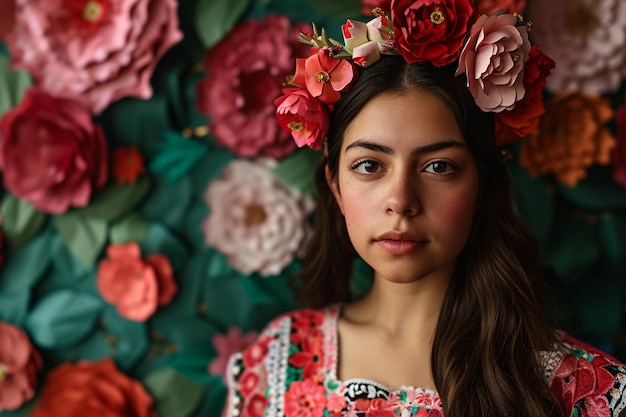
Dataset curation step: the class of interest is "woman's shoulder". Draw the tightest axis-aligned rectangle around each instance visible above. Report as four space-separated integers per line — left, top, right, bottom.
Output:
543 332 626 416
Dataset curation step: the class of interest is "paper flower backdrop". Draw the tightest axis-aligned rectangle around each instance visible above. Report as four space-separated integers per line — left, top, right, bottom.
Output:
0 0 625 416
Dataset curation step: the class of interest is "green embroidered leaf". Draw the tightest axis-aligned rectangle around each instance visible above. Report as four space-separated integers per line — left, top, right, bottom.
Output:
0 54 31 118
25 289 103 349
144 367 205 417
1 193 47 249
149 131 212 185
53 212 108 268
195 0 252 48
76 176 152 221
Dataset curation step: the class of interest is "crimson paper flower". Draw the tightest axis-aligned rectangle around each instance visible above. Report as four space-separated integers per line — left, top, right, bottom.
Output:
0 88 108 214
275 87 331 150
30 359 157 417
196 15 308 159
0 322 42 412
97 242 177 322
0 0 15 41
5 0 183 114
476 0 526 15
391 0 477 66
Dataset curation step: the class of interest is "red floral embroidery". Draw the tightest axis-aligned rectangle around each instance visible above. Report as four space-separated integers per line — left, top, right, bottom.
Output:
284 379 327 417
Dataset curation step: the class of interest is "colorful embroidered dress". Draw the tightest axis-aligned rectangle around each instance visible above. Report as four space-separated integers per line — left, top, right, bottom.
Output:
223 305 626 417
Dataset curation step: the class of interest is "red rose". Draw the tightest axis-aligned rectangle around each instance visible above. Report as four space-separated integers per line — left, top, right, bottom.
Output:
275 87 331 150
496 45 555 145
391 0 478 66
0 88 108 214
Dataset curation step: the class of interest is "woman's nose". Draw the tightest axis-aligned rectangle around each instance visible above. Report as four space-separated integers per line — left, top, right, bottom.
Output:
384 174 421 217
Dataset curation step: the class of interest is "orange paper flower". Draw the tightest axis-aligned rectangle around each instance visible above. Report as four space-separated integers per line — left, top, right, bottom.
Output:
520 93 616 187
113 147 145 184
96 242 177 322
29 358 157 417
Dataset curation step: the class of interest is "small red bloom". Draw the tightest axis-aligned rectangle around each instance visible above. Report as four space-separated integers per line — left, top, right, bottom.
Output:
284 379 327 417
112 147 145 184
275 87 331 150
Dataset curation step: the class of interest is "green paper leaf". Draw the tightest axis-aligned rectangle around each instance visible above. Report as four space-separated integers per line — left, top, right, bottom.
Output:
25 290 103 349
76 176 152 221
141 223 189 272
195 0 252 48
101 306 149 371
169 346 217 383
53 212 108 268
141 176 193 230
0 54 32 118
149 131 211 185
1 194 47 249
109 211 150 244
272 147 322 197
144 367 205 417
0 289 31 326
0 229 53 293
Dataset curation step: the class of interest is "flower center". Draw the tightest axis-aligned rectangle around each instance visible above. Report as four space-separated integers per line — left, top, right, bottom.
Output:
245 204 267 226
566 2 598 36
83 1 104 22
288 121 304 132
315 71 330 83
430 7 445 24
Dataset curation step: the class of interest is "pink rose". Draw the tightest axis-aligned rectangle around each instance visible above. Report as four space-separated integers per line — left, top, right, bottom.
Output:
196 15 308 159
0 88 108 214
0 322 42 412
456 12 530 112
275 87 331 150
5 0 183 114
97 242 177 322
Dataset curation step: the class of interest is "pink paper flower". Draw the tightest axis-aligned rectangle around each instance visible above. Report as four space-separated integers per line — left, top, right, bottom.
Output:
275 87 331 150
208 327 258 378
5 0 183 114
476 0 526 15
30 359 157 417
0 0 15 41
0 88 108 214
456 12 530 112
196 15 308 159
612 96 626 191
203 159 315 277
97 242 177 322
527 0 626 94
0 322 42 412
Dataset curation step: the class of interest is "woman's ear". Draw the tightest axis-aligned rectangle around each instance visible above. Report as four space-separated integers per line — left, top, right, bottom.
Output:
325 164 344 215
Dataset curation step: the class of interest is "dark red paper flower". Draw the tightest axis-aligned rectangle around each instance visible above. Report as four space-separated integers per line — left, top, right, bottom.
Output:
391 0 478 66
113 147 145 184
361 0 392 16
476 0 526 15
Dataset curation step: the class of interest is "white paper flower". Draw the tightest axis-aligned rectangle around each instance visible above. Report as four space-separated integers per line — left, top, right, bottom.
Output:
203 159 315 277
527 0 626 94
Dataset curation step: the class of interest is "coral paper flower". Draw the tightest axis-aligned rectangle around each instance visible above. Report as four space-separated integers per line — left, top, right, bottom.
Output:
203 159 315 277
284 379 327 417
391 0 477 67
275 87 331 150
527 0 626 94
208 327 258 378
520 93 616 187
97 242 177 322
456 12 530 113
613 96 626 191
196 15 308 159
5 0 183 114
0 88 108 214
300 48 359 105
476 0 526 15
29 358 157 417
0 322 42 412
496 45 555 145
113 147 146 184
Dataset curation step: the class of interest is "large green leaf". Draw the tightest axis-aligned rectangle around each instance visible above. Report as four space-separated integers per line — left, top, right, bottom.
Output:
195 0 252 48
1 193 47 249
109 211 150 245
272 147 323 197
144 367 206 417
25 290 103 349
149 131 211 185
0 54 31 118
101 306 149 371
53 212 108 268
0 289 30 326
169 346 217 383
76 176 152 221
0 229 53 293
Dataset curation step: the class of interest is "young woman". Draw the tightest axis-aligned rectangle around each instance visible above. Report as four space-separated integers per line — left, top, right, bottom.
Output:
223 4 626 417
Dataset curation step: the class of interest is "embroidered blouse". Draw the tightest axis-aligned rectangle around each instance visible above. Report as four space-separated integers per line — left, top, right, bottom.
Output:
222 305 626 417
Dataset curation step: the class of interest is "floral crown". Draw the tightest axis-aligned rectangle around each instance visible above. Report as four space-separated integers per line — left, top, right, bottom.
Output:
274 1 555 150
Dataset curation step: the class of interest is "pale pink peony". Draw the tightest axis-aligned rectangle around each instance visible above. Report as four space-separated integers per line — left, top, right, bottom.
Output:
456 12 530 112
0 88 108 214
527 0 626 94
196 15 309 159
0 321 43 412
208 327 258 378
476 0 526 15
5 0 183 114
203 159 315 277
0 0 15 41
97 242 177 322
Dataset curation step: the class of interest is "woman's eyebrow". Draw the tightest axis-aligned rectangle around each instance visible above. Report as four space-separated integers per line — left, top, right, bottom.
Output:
344 139 468 155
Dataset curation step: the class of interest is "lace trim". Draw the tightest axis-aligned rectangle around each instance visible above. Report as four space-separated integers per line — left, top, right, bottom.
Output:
265 316 291 417
224 352 244 416
324 304 340 380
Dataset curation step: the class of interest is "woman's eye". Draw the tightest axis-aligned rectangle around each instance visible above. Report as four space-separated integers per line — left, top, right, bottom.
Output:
352 160 382 174
424 161 456 174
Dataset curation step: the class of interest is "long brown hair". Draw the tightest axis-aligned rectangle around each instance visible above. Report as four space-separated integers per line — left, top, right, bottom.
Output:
294 56 564 417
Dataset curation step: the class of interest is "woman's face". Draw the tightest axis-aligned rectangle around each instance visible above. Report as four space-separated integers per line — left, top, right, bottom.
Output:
328 89 479 285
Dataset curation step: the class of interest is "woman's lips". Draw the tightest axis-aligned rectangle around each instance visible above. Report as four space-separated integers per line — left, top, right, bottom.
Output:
374 231 427 255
